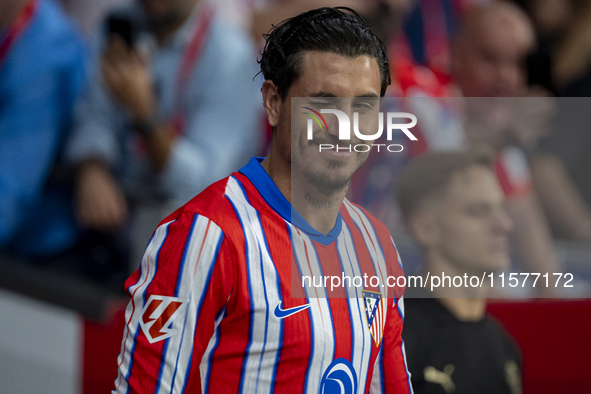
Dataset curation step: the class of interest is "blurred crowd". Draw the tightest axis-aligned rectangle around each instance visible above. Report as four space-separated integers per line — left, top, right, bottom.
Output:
1 0 591 292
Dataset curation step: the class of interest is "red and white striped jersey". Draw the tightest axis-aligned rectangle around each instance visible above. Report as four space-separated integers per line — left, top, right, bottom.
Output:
113 157 413 394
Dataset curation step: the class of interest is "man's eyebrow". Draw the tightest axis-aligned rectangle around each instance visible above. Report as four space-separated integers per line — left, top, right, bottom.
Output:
310 92 337 97
464 201 493 209
309 92 380 98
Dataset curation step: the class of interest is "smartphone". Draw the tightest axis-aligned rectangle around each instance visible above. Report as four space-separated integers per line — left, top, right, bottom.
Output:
106 14 137 48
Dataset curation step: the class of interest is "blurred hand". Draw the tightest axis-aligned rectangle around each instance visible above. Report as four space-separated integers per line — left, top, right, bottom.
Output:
102 36 156 122
464 88 556 150
75 160 129 232
507 87 557 149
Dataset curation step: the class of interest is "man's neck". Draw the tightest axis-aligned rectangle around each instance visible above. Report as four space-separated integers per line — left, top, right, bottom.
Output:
153 16 188 44
261 154 346 235
151 0 198 44
295 179 346 234
422 253 489 321
438 297 487 322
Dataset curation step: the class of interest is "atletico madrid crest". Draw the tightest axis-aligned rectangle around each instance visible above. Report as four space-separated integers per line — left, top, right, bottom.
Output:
362 290 387 347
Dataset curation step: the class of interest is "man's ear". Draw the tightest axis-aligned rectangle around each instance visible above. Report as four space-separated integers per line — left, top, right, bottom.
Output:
262 80 281 127
408 210 439 249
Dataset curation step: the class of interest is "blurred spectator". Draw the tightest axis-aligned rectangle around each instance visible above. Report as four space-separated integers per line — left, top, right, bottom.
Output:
249 0 371 45
60 0 249 39
511 0 563 93
60 0 126 38
398 150 522 394
65 0 262 263
414 2 564 276
545 0 591 95
513 0 591 242
0 0 86 259
353 2 583 279
451 1 535 98
451 2 591 245
499 0 591 95
388 0 494 82
532 100 591 242
401 0 465 76
448 2 541 218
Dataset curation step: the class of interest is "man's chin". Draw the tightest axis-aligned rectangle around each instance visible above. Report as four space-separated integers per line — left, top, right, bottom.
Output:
302 169 351 196
482 259 510 275
292 149 367 195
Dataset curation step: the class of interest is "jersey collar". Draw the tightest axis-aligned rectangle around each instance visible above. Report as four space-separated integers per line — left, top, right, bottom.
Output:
239 157 342 246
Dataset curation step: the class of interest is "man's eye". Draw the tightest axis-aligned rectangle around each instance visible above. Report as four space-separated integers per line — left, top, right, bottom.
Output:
466 207 487 217
353 103 371 110
352 99 378 111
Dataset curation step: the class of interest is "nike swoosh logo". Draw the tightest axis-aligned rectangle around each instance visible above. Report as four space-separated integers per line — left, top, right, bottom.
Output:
273 301 310 319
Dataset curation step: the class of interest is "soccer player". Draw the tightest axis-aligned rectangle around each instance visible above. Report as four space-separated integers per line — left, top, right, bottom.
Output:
113 7 413 394
396 150 522 394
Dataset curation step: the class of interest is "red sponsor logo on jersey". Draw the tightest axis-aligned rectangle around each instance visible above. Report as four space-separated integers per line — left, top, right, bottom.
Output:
140 295 189 344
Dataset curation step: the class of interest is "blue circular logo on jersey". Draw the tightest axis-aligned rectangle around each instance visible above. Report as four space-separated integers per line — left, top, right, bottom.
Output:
320 358 357 394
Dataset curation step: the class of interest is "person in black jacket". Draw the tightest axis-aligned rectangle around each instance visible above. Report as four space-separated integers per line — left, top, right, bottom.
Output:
396 150 522 394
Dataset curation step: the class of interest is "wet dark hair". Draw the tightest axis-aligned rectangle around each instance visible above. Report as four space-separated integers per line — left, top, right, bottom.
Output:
258 7 391 99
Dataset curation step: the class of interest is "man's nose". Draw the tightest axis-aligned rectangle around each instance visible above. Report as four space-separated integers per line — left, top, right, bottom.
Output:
493 207 514 233
322 105 352 140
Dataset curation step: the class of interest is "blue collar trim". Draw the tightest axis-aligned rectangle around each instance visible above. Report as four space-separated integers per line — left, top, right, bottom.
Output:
239 157 342 246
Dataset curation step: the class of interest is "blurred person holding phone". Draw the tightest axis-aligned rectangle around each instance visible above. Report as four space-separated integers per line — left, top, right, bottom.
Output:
0 0 86 259
65 0 261 256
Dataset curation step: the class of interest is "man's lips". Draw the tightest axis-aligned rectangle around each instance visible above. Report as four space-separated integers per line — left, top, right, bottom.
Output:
312 141 355 152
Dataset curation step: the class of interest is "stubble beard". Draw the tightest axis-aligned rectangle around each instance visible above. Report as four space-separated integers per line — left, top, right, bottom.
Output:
302 161 352 196
297 140 368 197
282 109 369 197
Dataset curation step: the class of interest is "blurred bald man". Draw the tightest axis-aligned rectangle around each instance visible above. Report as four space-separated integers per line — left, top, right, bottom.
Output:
453 2 591 247
443 2 570 284
452 1 535 98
